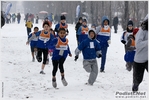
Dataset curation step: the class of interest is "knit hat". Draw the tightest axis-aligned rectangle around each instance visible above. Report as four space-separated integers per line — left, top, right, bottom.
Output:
133 28 139 35
61 15 66 20
82 19 87 23
79 17 82 20
127 20 133 26
141 14 148 30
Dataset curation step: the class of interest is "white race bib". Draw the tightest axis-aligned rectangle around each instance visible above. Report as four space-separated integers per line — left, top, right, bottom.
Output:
59 50 64 56
90 42 94 48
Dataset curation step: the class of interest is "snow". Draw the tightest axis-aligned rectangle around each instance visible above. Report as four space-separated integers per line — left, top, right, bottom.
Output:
0 19 148 100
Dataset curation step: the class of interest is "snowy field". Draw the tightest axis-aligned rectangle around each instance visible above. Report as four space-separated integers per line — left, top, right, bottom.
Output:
0 19 148 100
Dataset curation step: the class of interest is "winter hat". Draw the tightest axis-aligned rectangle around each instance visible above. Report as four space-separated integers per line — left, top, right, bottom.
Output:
133 28 139 36
79 17 82 20
45 17 48 20
127 20 133 26
61 15 66 20
141 14 148 30
91 24 96 27
82 19 87 23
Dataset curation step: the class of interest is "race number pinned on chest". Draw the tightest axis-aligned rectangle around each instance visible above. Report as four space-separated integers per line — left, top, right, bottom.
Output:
44 38 49 43
90 42 94 48
59 50 64 56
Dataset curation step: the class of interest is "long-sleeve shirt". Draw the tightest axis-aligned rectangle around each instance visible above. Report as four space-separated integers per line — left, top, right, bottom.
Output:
49 36 71 60
28 30 54 49
134 28 148 63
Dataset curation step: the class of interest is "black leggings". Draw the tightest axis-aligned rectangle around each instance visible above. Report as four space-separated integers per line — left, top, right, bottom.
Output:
36 48 48 64
52 58 66 76
133 61 148 85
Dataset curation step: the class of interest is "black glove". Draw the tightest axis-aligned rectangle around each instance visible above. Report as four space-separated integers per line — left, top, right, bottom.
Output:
97 54 102 58
74 55 78 61
121 40 126 44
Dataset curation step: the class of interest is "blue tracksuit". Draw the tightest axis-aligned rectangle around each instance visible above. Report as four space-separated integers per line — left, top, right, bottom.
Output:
28 32 38 48
35 30 54 49
54 23 68 36
124 51 136 62
49 36 71 60
96 16 111 70
77 36 101 60
77 25 89 44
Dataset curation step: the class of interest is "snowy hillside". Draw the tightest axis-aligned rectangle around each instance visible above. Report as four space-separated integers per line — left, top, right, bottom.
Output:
0 19 148 100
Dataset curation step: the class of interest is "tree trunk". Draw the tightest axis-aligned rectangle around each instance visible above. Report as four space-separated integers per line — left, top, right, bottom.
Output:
122 1 129 30
90 1 93 24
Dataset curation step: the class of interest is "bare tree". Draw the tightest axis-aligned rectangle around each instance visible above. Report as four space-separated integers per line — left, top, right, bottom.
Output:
121 1 129 30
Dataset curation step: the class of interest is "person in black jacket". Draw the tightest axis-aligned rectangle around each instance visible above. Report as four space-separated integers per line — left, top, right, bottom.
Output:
113 16 119 33
1 11 5 28
75 17 82 46
17 13 21 24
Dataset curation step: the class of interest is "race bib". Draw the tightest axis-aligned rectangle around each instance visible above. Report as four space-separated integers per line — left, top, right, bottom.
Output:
59 50 64 56
90 42 94 48
44 38 49 43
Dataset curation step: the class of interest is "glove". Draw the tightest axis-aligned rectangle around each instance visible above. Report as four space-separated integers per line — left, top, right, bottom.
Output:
121 40 126 44
97 54 102 58
107 40 111 44
74 55 79 61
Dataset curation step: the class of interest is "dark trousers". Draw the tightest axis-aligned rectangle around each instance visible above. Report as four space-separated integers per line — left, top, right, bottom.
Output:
36 48 48 64
133 61 148 86
52 58 66 76
76 34 79 46
114 24 118 33
27 27 31 36
17 19 20 24
36 19 38 24
100 46 108 70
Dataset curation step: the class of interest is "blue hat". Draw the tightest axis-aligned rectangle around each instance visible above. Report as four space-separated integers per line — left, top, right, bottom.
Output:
91 24 96 27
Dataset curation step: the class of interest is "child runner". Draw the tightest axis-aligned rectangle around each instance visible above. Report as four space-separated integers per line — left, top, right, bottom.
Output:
121 20 134 52
26 27 39 62
77 19 89 45
54 15 69 36
75 17 83 46
29 21 54 74
43 17 52 28
49 28 72 88
124 28 139 71
25 18 33 37
75 29 102 85
96 16 111 72
121 20 134 68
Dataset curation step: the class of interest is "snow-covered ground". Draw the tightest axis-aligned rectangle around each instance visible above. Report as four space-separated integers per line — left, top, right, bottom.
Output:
0 19 148 100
